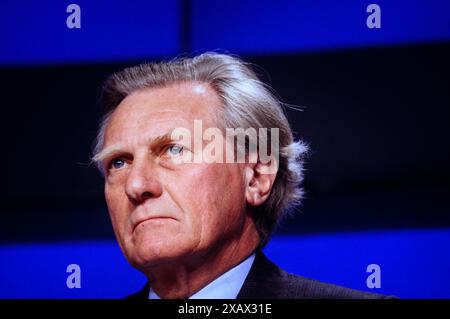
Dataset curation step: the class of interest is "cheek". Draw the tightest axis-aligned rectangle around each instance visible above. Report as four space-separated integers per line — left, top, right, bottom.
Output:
180 164 246 240
210 164 246 208
105 184 128 231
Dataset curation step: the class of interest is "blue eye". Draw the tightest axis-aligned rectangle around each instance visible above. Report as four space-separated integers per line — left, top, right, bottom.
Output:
111 158 125 169
166 145 183 156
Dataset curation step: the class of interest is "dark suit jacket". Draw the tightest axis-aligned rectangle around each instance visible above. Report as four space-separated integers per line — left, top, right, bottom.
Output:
126 250 392 299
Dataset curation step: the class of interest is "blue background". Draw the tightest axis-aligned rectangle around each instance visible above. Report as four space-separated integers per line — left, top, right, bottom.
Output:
1 0 450 64
1 229 450 298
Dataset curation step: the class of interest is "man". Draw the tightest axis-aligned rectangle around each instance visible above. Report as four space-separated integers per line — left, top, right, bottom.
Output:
91 52 390 299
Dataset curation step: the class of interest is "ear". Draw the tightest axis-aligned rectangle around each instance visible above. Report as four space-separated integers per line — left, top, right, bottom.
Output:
244 161 278 207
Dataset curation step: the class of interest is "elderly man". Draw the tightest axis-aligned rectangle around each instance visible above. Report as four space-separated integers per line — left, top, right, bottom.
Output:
92 52 388 299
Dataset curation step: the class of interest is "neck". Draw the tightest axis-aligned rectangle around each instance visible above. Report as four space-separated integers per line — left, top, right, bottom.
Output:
142 218 260 299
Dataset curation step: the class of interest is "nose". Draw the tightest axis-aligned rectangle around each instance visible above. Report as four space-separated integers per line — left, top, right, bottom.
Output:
125 157 163 205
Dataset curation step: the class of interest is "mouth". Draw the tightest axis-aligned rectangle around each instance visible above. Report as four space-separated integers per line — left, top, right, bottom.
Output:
132 216 176 233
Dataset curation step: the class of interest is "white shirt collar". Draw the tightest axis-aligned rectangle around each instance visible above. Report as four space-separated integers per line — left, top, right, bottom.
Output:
149 253 256 299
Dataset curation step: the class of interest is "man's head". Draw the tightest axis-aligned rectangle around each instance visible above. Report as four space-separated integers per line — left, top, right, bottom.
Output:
91 52 307 272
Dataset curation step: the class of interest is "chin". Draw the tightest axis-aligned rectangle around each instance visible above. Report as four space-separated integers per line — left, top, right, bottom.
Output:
127 235 193 270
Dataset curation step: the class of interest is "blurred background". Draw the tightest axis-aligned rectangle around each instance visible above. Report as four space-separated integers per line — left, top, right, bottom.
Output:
0 0 449 298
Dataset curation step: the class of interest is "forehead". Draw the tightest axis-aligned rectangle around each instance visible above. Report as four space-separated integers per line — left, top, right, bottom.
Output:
104 82 221 144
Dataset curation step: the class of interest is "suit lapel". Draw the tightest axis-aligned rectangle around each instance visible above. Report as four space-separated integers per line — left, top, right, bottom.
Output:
237 249 289 299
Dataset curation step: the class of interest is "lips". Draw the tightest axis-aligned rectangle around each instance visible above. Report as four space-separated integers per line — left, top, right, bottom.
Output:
131 215 176 233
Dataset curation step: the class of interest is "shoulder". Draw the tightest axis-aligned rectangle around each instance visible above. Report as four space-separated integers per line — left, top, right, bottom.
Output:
237 250 395 299
282 272 393 299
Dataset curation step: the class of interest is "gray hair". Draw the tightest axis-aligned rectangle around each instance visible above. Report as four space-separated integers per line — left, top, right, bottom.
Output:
92 52 308 246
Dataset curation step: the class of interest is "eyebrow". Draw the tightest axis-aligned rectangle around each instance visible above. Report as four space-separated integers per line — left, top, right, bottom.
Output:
92 131 177 165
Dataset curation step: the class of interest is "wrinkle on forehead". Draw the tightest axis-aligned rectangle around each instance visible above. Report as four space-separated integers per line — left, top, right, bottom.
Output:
102 81 222 148
111 82 219 122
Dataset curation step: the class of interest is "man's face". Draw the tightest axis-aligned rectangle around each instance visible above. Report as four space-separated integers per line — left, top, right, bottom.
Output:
102 82 250 270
